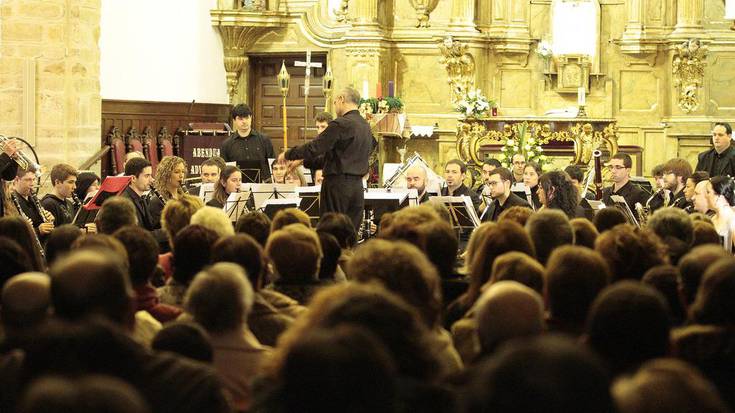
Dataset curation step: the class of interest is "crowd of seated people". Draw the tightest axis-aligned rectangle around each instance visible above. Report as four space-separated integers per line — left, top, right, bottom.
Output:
3 126 735 413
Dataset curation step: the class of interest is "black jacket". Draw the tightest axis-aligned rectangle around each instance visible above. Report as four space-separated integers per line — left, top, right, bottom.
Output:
0 153 19 217
602 180 649 218
220 129 275 181
696 145 735 177
481 192 530 222
442 183 482 213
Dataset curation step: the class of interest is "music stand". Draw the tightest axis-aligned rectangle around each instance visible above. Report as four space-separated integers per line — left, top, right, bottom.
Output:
250 183 297 210
262 198 300 219
580 198 606 221
364 188 410 225
198 182 215 203
223 191 251 222
610 194 639 227
433 196 481 231
73 176 132 227
296 186 321 226
236 160 262 183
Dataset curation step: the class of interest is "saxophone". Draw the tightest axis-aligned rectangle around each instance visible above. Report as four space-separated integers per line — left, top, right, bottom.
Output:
10 192 46 259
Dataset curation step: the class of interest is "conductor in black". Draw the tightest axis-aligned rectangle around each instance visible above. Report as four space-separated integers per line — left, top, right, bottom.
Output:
279 87 375 230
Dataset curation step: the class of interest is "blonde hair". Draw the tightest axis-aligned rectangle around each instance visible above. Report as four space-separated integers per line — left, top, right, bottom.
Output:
154 156 187 201
161 195 204 244
190 206 235 238
271 208 311 232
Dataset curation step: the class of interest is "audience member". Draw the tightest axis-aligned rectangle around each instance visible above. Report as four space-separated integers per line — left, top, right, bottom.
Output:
265 224 322 304
0 217 44 272
151 321 213 363
489 252 544 295
497 205 533 226
271 208 311 232
0 272 50 349
235 211 271 247
647 207 694 264
190 206 235 238
0 237 33 289
642 265 687 326
692 220 722 247
677 245 730 309
43 224 82 266
594 224 667 282
95 197 137 235
593 207 627 233
570 217 599 248
525 209 573 265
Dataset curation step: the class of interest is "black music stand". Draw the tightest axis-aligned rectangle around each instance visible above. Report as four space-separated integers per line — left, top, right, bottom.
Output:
73 176 132 227
262 198 300 220
433 195 481 232
236 160 262 183
364 189 410 231
580 198 605 221
296 186 321 226
609 194 640 227
249 183 296 211
223 191 251 222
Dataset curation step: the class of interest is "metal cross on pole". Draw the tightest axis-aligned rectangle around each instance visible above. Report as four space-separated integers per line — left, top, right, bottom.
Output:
295 50 323 143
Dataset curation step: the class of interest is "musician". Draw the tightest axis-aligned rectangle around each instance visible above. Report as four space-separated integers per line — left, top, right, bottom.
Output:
662 158 693 210
478 159 502 201
563 165 595 201
601 153 648 216
481 167 530 222
75 172 100 203
206 165 242 209
220 104 275 182
646 164 669 213
40 164 78 226
523 162 543 210
0 138 19 217
121 157 155 230
269 158 288 184
12 167 54 239
538 170 585 219
511 153 526 184
441 159 481 212
695 122 735 177
307 111 333 185
405 164 431 204
148 156 187 229
684 171 709 213
200 157 222 184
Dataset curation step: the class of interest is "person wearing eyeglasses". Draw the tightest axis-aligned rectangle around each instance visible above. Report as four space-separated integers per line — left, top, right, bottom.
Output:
481 167 530 222
601 153 648 216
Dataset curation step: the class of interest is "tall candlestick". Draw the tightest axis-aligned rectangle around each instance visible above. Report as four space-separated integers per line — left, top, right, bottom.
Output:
577 86 586 106
394 61 398 95
376 81 382 99
388 81 394 97
362 80 369 99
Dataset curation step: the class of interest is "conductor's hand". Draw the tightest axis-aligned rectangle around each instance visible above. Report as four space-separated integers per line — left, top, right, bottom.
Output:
287 159 303 174
277 152 287 164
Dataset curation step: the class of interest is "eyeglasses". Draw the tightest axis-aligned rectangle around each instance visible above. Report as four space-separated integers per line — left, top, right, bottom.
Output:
607 165 627 170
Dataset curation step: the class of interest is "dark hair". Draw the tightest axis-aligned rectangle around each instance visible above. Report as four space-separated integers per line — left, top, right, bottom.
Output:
44 224 83 266
124 157 151 178
316 212 357 249
539 170 579 218
74 172 100 201
524 161 542 177
714 121 732 135
586 281 671 375
96 197 137 235
691 221 721 247
678 245 730 306
201 157 222 170
690 257 735 326
689 171 710 186
317 231 341 281
0 217 44 272
663 158 693 183
235 211 271 247
445 159 467 174
525 209 573 265
485 158 502 168
172 225 219 285
594 225 668 282
710 175 735 206
563 165 584 182
314 111 334 123
611 153 633 169
418 220 458 279
546 246 609 326
498 206 533 226
652 163 666 178
642 265 687 326
113 226 159 286
570 218 598 249
49 164 77 186
490 166 513 183
152 321 213 363
231 103 252 120
593 207 627 233
0 237 32 290
647 207 694 247
210 234 265 290
213 165 242 205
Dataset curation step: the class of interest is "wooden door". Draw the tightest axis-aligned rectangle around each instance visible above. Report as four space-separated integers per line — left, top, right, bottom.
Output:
250 54 328 154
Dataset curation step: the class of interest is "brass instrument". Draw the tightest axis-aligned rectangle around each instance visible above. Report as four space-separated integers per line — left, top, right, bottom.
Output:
0 135 40 171
10 192 46 259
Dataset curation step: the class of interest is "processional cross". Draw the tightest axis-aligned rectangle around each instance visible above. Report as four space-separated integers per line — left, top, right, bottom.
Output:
295 50 323 143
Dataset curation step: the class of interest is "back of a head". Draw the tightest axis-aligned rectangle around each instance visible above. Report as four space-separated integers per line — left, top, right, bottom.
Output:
570 218 599 249
161 195 204 241
235 211 271 247
642 265 687 326
184 262 254 334
613 358 731 413
586 281 671 375
112 226 159 287
0 236 33 289
96 197 137 235
418 219 458 279
210 233 263 290
594 225 667 282
594 207 627 233
190 206 235 238
347 238 441 327
151 321 213 363
19 375 151 413
647 207 694 247
172 225 219 285
692 221 722 247
545 246 610 325
44 225 83 266
50 250 133 328
525 209 573 264
316 212 357 249
266 224 322 281
690 257 735 326
1 272 50 335
0 217 43 271
271 208 311 232
475 281 545 356
490 252 544 295
497 206 534 227
465 335 614 413
678 245 730 306
276 326 396 413
316 231 341 281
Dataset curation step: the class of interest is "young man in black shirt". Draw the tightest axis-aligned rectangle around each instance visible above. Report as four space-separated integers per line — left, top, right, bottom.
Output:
220 104 275 182
12 167 54 239
441 159 481 212
121 157 155 230
601 153 648 217
41 164 78 226
662 158 693 210
481 167 530 222
695 122 735 177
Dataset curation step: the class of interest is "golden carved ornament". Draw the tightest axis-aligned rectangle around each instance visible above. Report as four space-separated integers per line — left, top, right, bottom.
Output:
672 39 708 113
438 36 476 104
409 0 440 28
334 0 349 22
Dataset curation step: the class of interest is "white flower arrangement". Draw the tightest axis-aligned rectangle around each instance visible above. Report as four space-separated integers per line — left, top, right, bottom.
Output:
455 88 495 118
500 121 548 169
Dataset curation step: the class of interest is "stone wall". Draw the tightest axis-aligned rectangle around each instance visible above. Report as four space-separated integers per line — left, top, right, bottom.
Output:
0 0 101 175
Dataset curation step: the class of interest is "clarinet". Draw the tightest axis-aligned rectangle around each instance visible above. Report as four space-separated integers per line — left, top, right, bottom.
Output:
10 192 46 259
148 186 167 207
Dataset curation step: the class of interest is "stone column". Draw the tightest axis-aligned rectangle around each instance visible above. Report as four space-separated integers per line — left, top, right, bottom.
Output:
450 0 476 31
673 0 704 37
352 0 379 27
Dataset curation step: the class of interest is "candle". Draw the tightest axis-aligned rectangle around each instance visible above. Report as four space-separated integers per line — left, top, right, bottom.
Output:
376 81 382 99
362 80 369 99
388 81 394 97
394 62 398 95
577 86 586 106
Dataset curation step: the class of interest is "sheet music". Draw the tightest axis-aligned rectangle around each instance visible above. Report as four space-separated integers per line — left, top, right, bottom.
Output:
199 183 215 202
223 191 251 222
432 195 481 228
249 183 298 210
610 194 639 227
